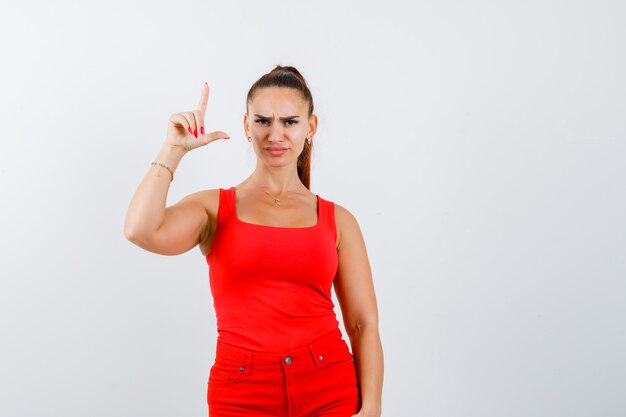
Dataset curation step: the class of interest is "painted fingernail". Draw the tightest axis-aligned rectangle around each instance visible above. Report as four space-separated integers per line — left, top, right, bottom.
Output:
188 127 192 134
200 126 205 135
194 129 198 138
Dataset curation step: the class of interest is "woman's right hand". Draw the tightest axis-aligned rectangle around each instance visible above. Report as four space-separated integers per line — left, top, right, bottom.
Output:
164 82 230 153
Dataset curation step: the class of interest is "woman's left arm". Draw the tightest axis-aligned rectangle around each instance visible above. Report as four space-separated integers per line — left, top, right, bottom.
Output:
333 203 384 417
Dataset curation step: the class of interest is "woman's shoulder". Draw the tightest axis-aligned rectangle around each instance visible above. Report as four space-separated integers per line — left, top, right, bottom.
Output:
317 193 356 222
330 201 363 250
184 187 222 202
332 202 359 225
182 187 226 220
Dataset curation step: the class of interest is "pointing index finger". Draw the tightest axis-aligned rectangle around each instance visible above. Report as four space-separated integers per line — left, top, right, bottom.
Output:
197 82 209 117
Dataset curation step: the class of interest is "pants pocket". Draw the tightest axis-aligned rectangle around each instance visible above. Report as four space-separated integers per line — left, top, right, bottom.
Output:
317 342 354 367
208 362 244 384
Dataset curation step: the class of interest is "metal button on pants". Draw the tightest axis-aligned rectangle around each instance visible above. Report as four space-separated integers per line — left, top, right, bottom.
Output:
207 327 361 417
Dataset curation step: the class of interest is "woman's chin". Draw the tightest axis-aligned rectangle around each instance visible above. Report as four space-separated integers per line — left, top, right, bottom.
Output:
261 157 294 168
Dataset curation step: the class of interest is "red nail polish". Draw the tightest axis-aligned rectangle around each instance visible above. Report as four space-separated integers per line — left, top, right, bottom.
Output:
194 129 198 138
200 126 205 135
188 127 192 134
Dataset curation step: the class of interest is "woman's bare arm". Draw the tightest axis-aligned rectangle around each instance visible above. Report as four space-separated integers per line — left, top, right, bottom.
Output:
123 82 229 256
333 203 384 417
123 145 210 256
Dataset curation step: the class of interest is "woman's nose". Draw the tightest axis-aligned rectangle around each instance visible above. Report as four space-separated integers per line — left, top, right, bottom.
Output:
268 123 285 141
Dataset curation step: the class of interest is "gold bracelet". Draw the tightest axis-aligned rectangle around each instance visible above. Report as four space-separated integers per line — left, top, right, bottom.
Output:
151 161 174 182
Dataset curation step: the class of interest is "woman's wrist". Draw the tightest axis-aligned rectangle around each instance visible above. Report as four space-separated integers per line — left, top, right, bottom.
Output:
154 144 186 174
360 402 381 416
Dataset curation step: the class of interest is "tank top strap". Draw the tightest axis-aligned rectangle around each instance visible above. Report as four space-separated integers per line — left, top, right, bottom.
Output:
216 186 236 224
317 194 337 243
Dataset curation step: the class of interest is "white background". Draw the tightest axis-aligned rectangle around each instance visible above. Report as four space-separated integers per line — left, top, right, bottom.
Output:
1 1 625 416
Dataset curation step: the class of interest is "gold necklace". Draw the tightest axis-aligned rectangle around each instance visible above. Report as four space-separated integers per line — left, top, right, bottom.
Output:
248 178 302 207
264 190 285 207
263 187 304 207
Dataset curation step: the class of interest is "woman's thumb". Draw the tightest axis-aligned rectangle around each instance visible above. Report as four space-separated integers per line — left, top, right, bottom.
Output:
203 130 230 142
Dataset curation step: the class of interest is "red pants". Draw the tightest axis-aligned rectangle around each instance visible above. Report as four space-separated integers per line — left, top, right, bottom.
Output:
207 327 362 417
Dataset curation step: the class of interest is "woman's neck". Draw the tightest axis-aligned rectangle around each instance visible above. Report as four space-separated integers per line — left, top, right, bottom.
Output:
242 169 306 196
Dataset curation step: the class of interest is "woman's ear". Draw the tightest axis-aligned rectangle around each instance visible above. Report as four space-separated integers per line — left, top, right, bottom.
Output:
308 113 318 137
243 113 250 137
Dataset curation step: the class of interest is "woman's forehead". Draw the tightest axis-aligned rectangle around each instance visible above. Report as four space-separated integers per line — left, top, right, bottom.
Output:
251 87 307 111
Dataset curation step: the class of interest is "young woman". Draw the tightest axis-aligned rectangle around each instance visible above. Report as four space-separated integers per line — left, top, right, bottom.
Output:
124 65 383 417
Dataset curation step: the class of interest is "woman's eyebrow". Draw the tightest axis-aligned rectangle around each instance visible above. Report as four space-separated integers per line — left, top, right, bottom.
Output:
254 114 300 121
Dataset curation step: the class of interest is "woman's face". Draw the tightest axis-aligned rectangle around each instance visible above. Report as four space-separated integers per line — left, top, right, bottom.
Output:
244 87 317 167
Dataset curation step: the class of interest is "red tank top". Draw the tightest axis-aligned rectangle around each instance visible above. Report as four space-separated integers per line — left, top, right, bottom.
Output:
205 186 340 353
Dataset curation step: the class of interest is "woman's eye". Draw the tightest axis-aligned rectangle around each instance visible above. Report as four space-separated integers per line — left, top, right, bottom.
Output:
254 119 297 126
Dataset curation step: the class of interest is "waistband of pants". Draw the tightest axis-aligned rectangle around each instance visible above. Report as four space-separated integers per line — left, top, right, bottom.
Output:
214 327 348 374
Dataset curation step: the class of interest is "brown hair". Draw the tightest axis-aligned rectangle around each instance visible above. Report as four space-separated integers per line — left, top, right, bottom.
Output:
246 65 315 189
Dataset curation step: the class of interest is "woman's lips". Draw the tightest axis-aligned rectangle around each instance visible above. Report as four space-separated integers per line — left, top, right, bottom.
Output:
266 147 288 156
